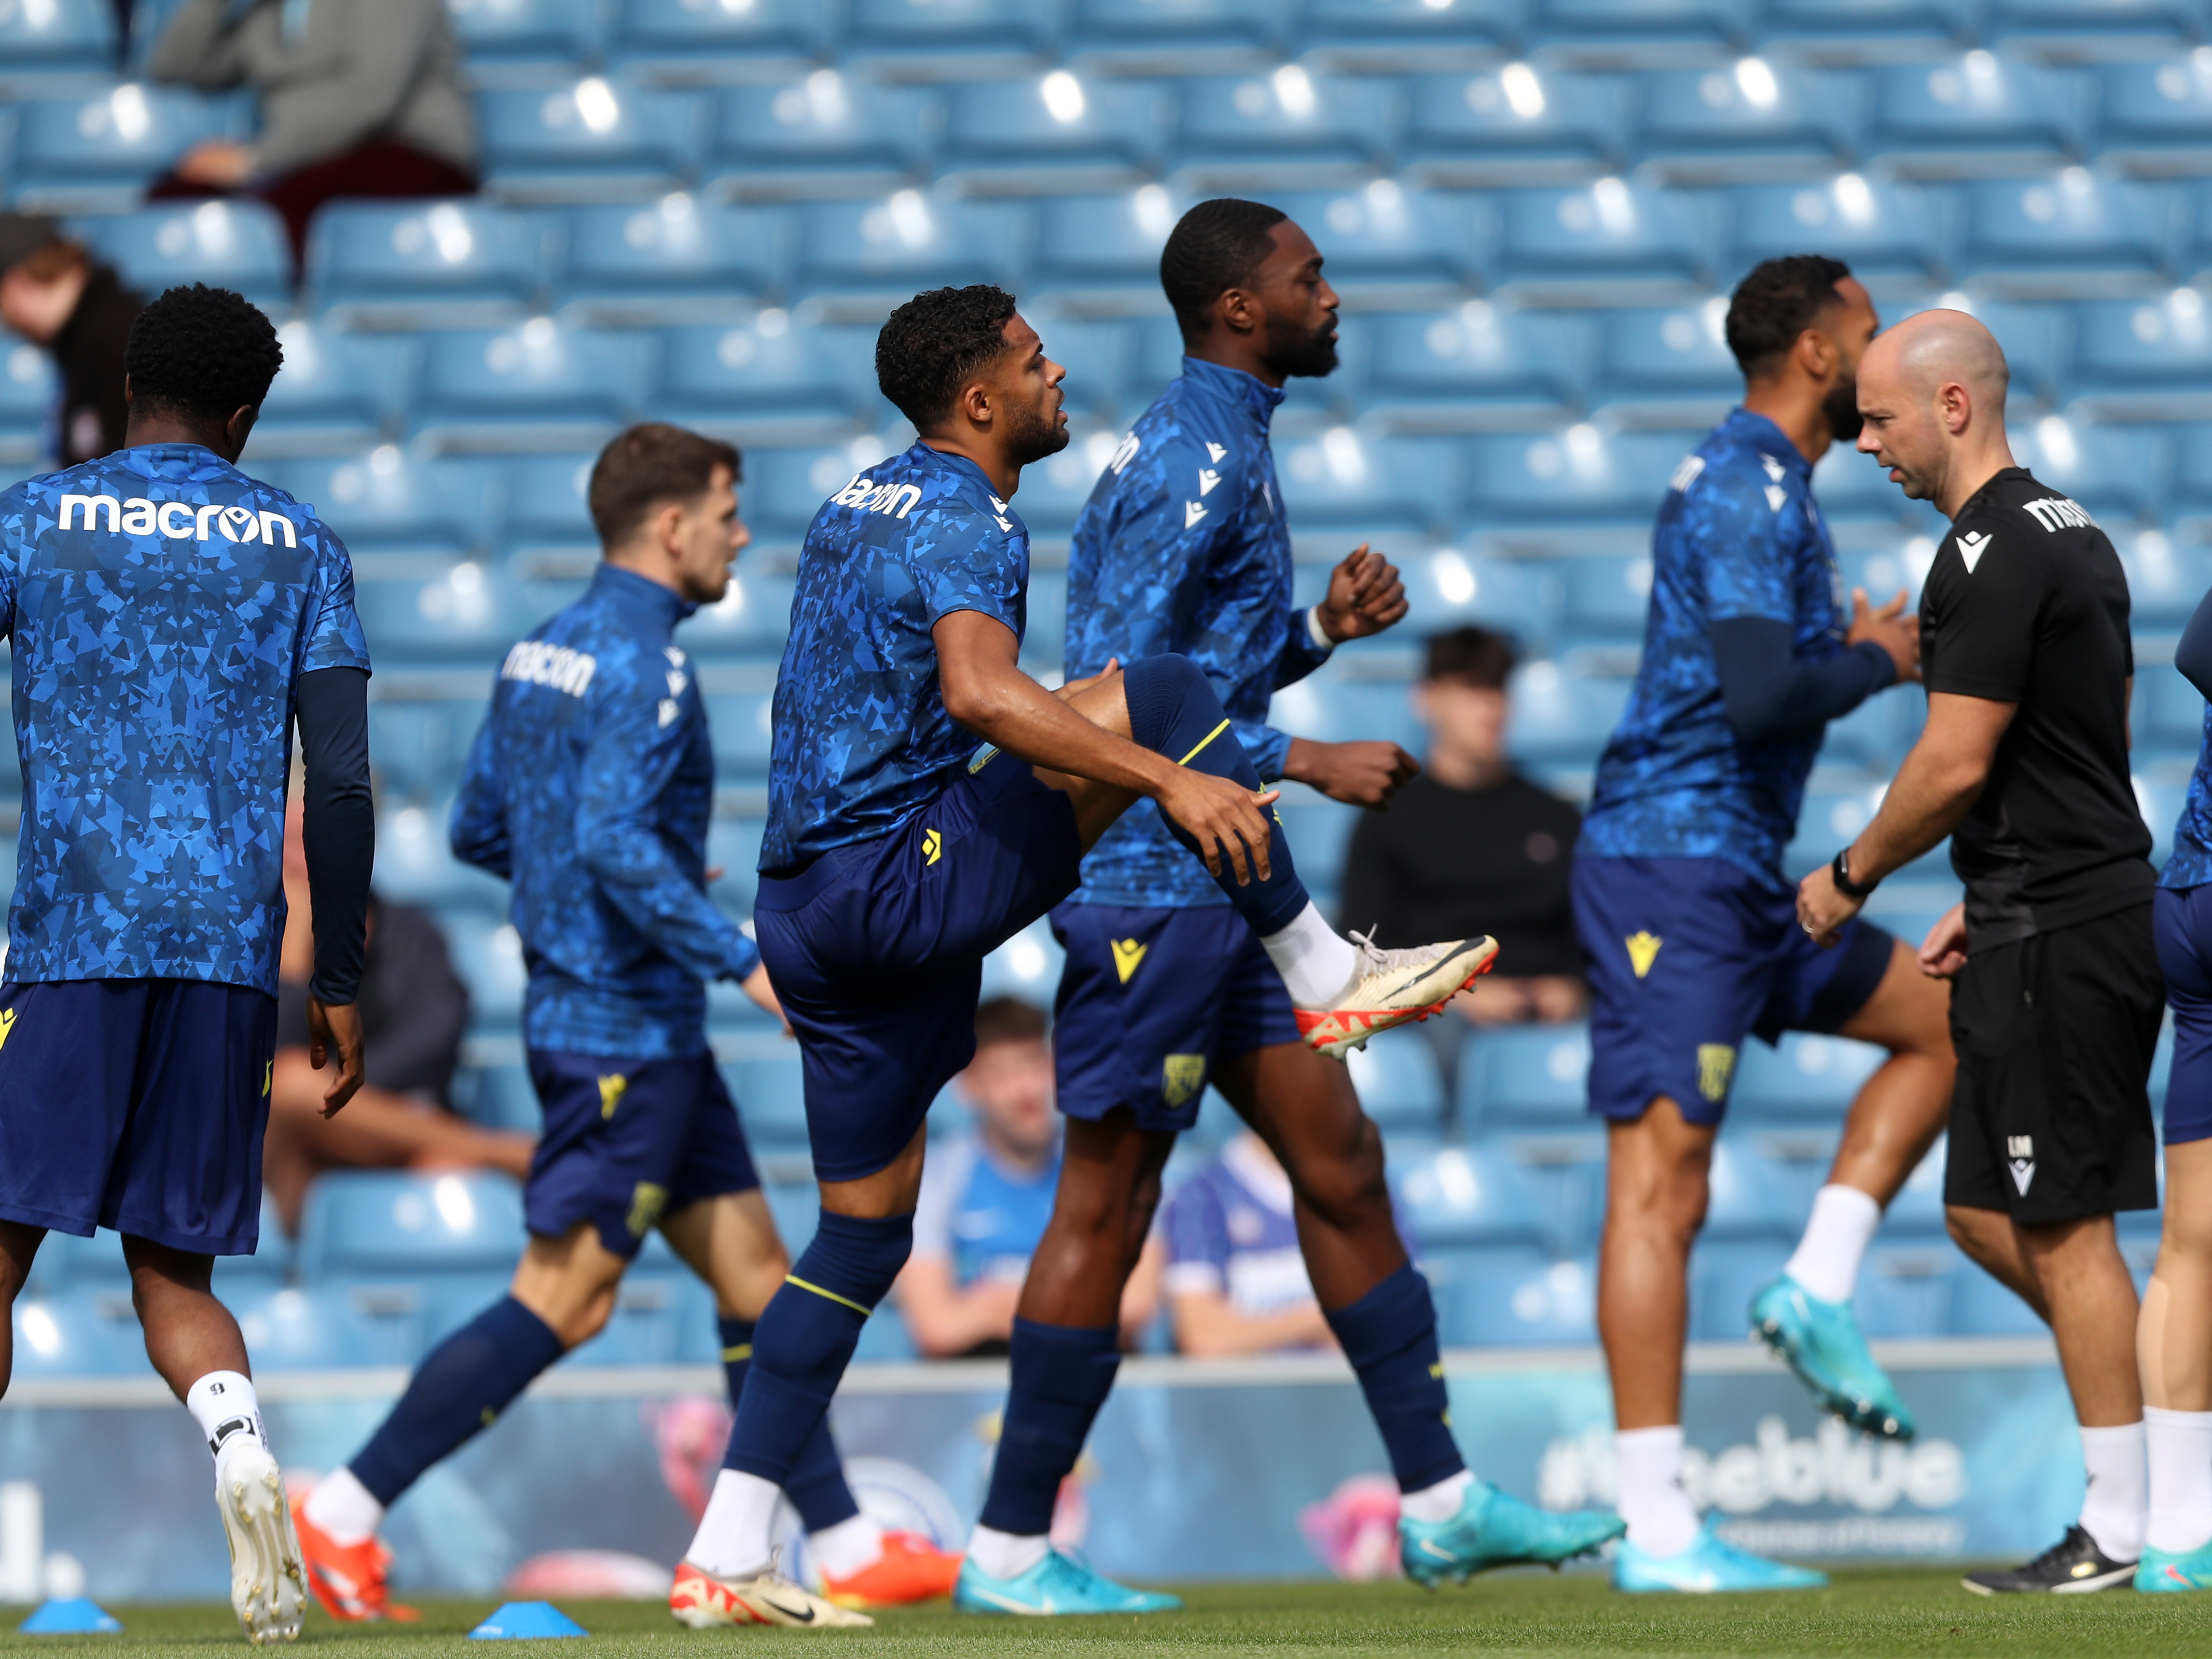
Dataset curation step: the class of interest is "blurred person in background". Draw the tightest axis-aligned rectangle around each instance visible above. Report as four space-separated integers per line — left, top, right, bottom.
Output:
261 793 534 1236
897 998 1158 1358
1163 1131 1333 1357
147 0 478 274
0 214 142 467
1339 627 1585 1031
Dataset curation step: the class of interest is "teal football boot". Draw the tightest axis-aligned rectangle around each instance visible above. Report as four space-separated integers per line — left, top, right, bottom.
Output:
1399 1480 1625 1586
953 1552 1181 1616
1613 1523 1829 1593
2137 1543 2212 1592
1749 1273 1916 1441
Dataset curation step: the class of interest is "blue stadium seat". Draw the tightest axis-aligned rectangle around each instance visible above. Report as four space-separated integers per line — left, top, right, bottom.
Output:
2132 526 2212 627
1705 1140 1813 1240
703 76 936 200
2097 58 2212 171
789 196 1026 305
1034 319 1138 422
1592 300 1738 425
1923 298 2068 409
682 570 800 656
444 0 602 74
31 1227 130 1291
70 200 291 310
2070 293 2212 420
1864 54 2087 175
1398 68 1629 187
1632 63 1865 177
0 333 57 464
654 316 881 441
2140 771 2185 864
477 79 707 203
1814 442 1917 524
228 1284 425 1370
1688 1238 1788 1341
706 689 776 776
1269 677 1422 751
260 451 504 554
253 320 412 457
11 1292 154 1378
1956 172 2176 293
369 696 492 801
2163 425 2212 519
1732 1032 1886 1122
704 810 768 915
938 74 1166 195
307 202 551 328
1030 187 1181 306
0 0 117 78
557 198 789 323
1010 450 1107 542
299 1171 528 1282
745 442 882 542
1950 1265 2046 1336
1460 1021 1591 1128
502 453 598 548
569 1274 716 1366
1267 184 1474 301
848 0 1061 66
1755 0 1976 44
1724 176 1950 286
1427 1246 1595 1347
1464 427 1691 526
1274 431 1457 540
1493 182 1709 299
11 85 245 212
452 1062 545 1136
1269 791 1360 910
1526 0 1747 41
1402 550 1561 647
1299 0 1516 62
408 320 650 452
1365 305 1591 432
1063 0 1289 66
1880 1139 1950 1237
2138 663 2207 750
354 558 525 662
447 917 527 1031
729 1053 810 1149
607 0 835 80
1821 688 1918 772
1988 0 2201 47
1854 1245 1961 1339
1346 1028 1448 1133
1558 554 1651 641
375 797 510 910
1504 663 1629 764
1394 1145 1548 1246
2007 414 2165 523
1169 71 1397 189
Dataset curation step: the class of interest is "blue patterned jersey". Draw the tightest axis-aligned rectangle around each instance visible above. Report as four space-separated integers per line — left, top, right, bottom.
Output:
1579 409 1859 891
1066 357 1333 908
0 444 370 993
762 441 1028 871
451 564 759 1060
2163 703 2212 890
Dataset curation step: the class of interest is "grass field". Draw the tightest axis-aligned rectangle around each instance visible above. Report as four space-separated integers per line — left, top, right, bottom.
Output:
7 1574 2209 1659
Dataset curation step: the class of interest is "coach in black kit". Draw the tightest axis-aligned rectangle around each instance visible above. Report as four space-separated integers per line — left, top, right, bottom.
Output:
1796 307 2156 1595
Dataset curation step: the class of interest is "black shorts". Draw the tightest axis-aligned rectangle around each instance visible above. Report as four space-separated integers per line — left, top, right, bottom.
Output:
1944 903 2161 1224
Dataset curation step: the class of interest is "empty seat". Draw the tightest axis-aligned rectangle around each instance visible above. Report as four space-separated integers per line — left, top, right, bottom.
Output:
30 1227 130 1292
938 74 1167 196
1036 319 1139 423
1268 676 1421 750
12 1292 155 1378
1950 1264 2046 1335
0 334 57 463
1688 1238 1788 1340
1274 431 1457 540
1988 0 2201 46
1031 187 1181 305
1733 1032 1887 1121
375 796 509 911
1366 304 1592 432
2097 57 2212 171
2138 663 2208 752
706 689 777 776
1403 550 1561 646
1724 176 1951 286
254 320 412 457
308 202 550 328
1169 70 1396 189
409 320 651 452
1460 1021 1591 1128
729 1053 810 1148
1820 689 1918 772
1465 427 1690 527
558 197 788 324
682 569 799 656
1705 1140 1815 1239
1524 0 1747 43
1633 63 1865 177
607 0 835 81
1558 554 1652 641
0 0 117 79
1917 296 2069 409
1957 172 2176 295
2008 414 2165 523
1854 1245 1962 1338
1398 68 1629 188
11 85 244 212
1345 1028 1448 1133
704 76 936 200
1493 182 1709 300
848 0 1061 66
1427 1246 1595 1347
353 558 525 662
227 1283 425 1370
1008 450 1108 541
502 453 600 548
369 696 493 800
744 441 887 542
1063 0 1289 66
1267 184 1475 301
262 450 504 555
568 1273 716 1366
478 79 707 204
1299 0 1516 62
72 200 292 310
1394 1145 1549 1245
298 1171 527 1282
1591 300 1738 425
1504 663 1629 763
1757 0 1975 43
1814 441 1918 523
789 196 1026 305
445 0 602 73
1864 54 2086 176
655 316 881 442
2070 294 2212 420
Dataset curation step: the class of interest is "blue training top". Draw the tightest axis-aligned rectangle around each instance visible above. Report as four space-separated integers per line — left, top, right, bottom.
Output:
1064 357 1333 909
451 563 758 1060
2164 583 2212 890
762 441 1028 873
0 443 370 994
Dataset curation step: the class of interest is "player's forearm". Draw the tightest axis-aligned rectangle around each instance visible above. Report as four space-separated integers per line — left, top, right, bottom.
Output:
296 667 374 1005
587 850 761 983
1710 617 1895 743
1848 739 1986 883
944 658 1179 798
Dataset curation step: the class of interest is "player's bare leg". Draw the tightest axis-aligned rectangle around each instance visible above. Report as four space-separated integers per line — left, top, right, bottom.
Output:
0 1219 42 1397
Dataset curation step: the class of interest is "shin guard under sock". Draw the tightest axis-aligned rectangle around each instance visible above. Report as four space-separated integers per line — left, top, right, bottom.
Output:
975 1319 1122 1538
720 1314 861 1532
1324 1265 1466 1494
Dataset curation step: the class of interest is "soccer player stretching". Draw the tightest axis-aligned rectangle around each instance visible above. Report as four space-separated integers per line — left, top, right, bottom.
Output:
294 424 959 1620
953 200 1623 1616
669 284 1491 1626
0 284 375 1642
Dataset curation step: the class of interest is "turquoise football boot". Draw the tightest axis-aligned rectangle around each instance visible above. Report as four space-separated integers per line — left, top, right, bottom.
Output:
1613 1523 1829 1593
1749 1273 1916 1441
1399 1480 1625 1586
2137 1543 2212 1592
953 1551 1181 1616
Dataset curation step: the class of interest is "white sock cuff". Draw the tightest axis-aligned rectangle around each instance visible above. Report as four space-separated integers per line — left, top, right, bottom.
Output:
301 1467 384 1549
1398 1469 1473 1524
808 1512 884 1580
2145 1406 2212 1430
184 1371 265 1460
965 1525 1050 1582
1782 1184 1883 1305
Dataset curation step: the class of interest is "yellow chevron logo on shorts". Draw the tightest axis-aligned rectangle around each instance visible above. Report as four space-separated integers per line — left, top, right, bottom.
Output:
1111 937 1149 982
922 828 942 865
1625 931 1663 979
627 1181 668 1238
0 1008 19 1055
261 1059 272 1097
599 1073 628 1119
1697 1043 1736 1104
1162 1053 1207 1108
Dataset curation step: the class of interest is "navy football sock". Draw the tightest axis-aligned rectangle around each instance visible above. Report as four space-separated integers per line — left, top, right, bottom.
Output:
722 1211 913 1489
1121 654 1311 937
350 1295 565 1507
1324 1265 1467 1495
975 1319 1122 1538
718 1314 861 1532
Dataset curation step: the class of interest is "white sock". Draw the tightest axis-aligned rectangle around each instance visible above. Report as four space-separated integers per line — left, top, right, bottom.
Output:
301 1466 384 1549
809 1512 884 1580
686 1469 783 1579
965 1525 1049 1581
2145 1407 2212 1555
185 1371 266 1470
1784 1184 1883 1304
1399 1469 1473 1524
1261 902 1358 1007
1615 1426 1699 1559
2079 1420 2148 1563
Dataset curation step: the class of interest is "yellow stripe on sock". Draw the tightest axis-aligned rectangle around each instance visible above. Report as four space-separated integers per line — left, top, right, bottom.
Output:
1177 718 1233 767
721 1344 753 1362
785 1275 873 1318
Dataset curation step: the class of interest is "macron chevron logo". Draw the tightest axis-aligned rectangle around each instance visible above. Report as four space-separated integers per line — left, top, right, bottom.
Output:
1206 442 1227 463
1957 531 1993 573
1185 501 1208 529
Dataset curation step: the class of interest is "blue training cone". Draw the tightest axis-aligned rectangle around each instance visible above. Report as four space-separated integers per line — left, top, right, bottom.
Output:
468 1602 588 1640
20 1598 122 1634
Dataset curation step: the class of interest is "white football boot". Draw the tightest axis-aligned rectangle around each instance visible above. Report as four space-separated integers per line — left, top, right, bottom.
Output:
216 1441 307 1644
1296 933 1499 1059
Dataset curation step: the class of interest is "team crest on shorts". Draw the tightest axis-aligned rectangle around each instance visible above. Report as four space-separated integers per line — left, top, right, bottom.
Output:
1696 1043 1736 1104
627 1181 669 1238
1162 1053 1207 1109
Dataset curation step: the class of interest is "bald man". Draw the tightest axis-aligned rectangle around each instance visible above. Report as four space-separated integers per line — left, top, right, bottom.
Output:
1800 308 2159 1595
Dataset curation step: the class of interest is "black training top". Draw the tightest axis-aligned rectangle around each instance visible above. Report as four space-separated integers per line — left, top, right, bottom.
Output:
1919 464 2153 948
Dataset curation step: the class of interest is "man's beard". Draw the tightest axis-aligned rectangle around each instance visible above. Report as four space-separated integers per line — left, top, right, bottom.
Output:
1823 374 1864 443
1262 314 1339 380
1005 398 1070 468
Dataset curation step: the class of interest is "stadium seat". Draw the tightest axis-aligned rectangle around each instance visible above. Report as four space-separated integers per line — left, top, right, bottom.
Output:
1864 54 2087 176
1010 451 1106 543
1632 63 1865 179
1820 688 1918 773
1398 68 1629 188
1269 676 1422 751
1703 1140 1813 1240
1723 176 1950 286
1427 1246 1595 1347
569 1273 716 1366
847 0 1061 70
0 0 117 81
30 1226 130 1292
706 689 776 777
298 1171 528 1283
1123 311 1358 425
2098 57 2212 173
477 79 707 204
260 450 505 555
1365 304 1591 433
253 320 412 457
2007 414 2165 524
728 1053 810 1150
1034 319 1138 423
2131 527 2212 629
1062 0 1289 68
1988 0 2201 47
788 196 1026 307
369 696 494 802
607 0 836 82
1814 441 1918 524
2071 293 2212 420
1298 0 1517 65
681 570 800 656
703 76 937 201
1750 0 1967 43
654 316 882 443
1558 554 1652 641
1503 661 1630 764
69 200 292 311
557 197 789 323
11 1291 157 1378
1029 186 1181 307
0 333 57 465
937 74 1167 196
704 809 768 915
1460 1021 1591 1129
1956 172 2177 295
1854 1245 1961 1339
444 0 603 77
1266 184 1475 303
1268 791 1361 911
1950 1264 2047 1336
1402 550 1561 647
1346 1028 1448 1133
1732 1032 1886 1122
1523 0 1746 43
1925 297 2068 411
1591 299 1739 426
11 85 247 212
1492 182 1710 300
307 202 551 328
1688 1238 1788 1342
445 916 531 1030
2138 662 2207 751
1394 1145 1549 1246
228 1283 425 1370
1465 427 1692 527
408 320 650 452
501 452 599 549
377 797 509 912
1274 430 1458 541
1168 71 1397 190
453 1062 545 1135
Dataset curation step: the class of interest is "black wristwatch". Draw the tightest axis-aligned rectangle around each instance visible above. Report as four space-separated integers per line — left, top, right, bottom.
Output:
1832 846 1880 900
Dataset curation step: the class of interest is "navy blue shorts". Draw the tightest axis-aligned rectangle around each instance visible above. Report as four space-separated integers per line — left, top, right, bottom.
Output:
1574 855 1895 1126
2156 884 2212 1145
755 748 1083 1184
525 1048 759 1257
0 978 276 1255
1052 902 1301 1133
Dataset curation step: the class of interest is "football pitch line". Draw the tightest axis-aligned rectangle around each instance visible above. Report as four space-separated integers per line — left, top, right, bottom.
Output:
5 1575 2208 1659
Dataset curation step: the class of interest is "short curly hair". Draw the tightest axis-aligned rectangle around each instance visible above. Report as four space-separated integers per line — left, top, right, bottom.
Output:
124 283 284 425
1724 255 1855 377
1160 198 1288 343
876 285 1019 430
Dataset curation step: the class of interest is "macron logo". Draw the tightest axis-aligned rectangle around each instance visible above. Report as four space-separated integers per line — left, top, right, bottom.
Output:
1957 531 1993 573
59 493 298 547
1184 501 1208 529
1206 443 1227 464
501 639 597 698
1197 467 1221 496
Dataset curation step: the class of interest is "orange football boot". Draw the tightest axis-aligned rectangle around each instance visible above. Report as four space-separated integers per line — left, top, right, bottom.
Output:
289 1496 418 1623
821 1531 964 1608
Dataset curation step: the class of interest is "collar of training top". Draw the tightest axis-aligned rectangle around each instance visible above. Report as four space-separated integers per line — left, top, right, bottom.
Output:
1719 407 1813 479
1178 353 1289 430
588 558 698 625
1954 465 2037 519
109 443 236 485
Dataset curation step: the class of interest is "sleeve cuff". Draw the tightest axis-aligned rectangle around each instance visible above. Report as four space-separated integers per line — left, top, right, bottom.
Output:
1852 639 1899 689
1306 606 1336 652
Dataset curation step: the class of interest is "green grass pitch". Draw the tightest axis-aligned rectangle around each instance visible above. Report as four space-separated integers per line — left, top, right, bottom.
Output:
9 1573 2210 1659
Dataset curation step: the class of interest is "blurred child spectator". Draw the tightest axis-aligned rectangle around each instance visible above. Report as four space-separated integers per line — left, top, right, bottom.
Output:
1339 627 1585 1027
1163 1131 1334 1357
897 997 1158 1357
262 796 532 1233
0 215 141 466
147 0 478 274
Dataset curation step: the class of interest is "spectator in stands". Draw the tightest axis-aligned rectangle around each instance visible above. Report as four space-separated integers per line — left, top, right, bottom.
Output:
898 998 1158 1357
1339 627 1586 1027
261 795 533 1234
1163 1132 1334 1357
0 214 141 467
146 0 478 276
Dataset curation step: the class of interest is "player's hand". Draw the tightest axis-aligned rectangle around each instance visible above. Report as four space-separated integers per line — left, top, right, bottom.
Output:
307 998 367 1118
1284 737 1419 808
1315 546 1409 642
1845 586 1920 684
740 961 792 1034
1155 768 1278 886
1917 903 1969 978
1794 862 1863 948
1055 658 1118 703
